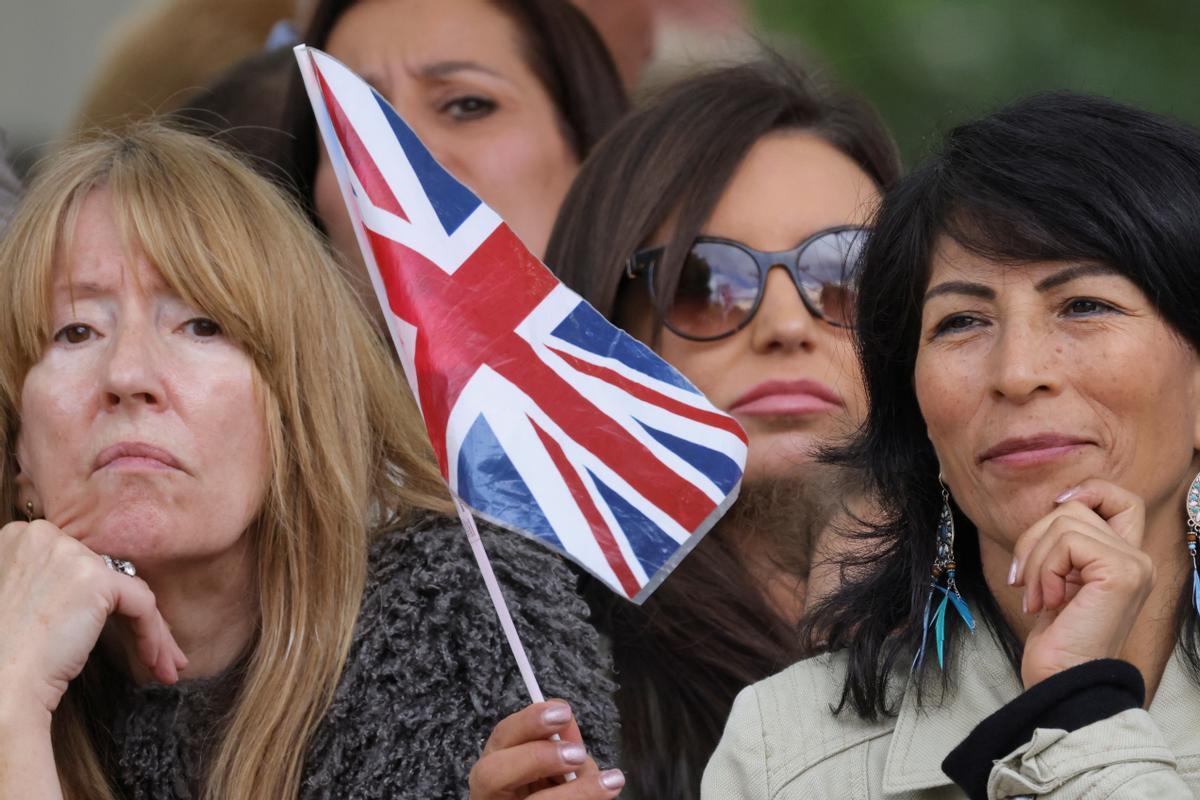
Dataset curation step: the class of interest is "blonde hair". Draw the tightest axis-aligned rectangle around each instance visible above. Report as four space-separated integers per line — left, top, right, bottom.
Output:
0 123 450 799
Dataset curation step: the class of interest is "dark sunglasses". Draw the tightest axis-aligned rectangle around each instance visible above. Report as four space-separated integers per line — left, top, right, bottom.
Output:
624 225 869 341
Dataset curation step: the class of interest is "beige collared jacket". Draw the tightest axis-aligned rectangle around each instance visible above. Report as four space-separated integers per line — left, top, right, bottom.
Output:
702 628 1200 798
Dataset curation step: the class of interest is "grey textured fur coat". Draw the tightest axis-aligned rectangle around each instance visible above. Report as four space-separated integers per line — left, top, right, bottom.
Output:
100 513 619 799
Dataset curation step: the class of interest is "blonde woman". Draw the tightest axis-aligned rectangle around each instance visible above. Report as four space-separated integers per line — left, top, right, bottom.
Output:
0 124 618 799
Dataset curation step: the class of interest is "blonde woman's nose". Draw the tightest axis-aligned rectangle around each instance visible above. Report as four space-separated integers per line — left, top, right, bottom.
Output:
102 325 166 409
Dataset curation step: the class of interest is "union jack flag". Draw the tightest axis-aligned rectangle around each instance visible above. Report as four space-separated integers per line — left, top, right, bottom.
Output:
296 47 747 601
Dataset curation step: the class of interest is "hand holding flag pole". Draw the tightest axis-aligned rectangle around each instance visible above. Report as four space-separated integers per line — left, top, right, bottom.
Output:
294 45 747 709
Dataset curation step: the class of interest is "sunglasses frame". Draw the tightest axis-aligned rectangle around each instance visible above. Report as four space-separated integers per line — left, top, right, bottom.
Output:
624 224 869 342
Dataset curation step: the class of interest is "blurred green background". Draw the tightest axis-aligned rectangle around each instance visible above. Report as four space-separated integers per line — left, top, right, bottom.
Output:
755 0 1200 165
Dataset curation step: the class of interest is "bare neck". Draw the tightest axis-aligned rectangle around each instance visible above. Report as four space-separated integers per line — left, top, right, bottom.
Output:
105 535 257 684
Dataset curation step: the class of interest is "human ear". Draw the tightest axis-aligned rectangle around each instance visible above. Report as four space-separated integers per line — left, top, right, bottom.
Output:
12 434 41 518
1192 352 1200 452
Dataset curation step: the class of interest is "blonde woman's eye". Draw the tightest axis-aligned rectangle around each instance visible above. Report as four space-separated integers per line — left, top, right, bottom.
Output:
183 318 222 337
53 324 96 344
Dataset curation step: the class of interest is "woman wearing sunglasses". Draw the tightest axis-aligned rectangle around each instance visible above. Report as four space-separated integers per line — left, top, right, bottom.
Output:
468 59 901 800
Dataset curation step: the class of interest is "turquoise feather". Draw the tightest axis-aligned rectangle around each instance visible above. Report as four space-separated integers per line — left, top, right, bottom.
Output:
943 587 977 631
1193 569 1200 614
913 585 934 670
934 589 949 668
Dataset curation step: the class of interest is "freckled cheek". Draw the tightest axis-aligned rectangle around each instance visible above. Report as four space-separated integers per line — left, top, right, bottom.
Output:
914 357 976 466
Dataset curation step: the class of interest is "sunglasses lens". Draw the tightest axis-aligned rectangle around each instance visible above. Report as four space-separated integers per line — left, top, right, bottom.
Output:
667 242 760 338
796 228 868 325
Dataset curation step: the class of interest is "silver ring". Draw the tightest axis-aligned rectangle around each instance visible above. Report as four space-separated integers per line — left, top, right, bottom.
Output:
101 555 137 577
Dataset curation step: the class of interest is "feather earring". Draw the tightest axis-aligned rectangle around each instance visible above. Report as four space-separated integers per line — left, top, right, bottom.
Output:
914 484 976 671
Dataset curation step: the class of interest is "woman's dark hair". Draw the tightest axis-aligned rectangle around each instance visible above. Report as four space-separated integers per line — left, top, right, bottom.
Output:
180 0 628 221
811 91 1200 720
544 58 901 798
546 57 901 338
582 482 808 800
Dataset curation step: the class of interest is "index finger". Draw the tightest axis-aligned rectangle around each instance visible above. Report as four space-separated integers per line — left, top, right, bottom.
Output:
1056 479 1145 546
106 570 186 684
483 701 577 755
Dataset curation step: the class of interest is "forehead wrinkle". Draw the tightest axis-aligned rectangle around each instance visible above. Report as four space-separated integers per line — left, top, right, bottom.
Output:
417 59 509 84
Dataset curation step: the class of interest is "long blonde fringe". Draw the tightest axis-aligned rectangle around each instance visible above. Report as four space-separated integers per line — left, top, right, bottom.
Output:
0 123 450 799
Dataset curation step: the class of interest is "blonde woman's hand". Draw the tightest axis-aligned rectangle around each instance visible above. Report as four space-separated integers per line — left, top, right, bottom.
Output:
1010 479 1154 689
0 519 187 727
469 701 625 800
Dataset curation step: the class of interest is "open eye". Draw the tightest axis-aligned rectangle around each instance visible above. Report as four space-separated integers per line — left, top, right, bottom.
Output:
932 313 984 337
53 323 96 344
1063 298 1116 316
182 317 222 337
441 95 497 121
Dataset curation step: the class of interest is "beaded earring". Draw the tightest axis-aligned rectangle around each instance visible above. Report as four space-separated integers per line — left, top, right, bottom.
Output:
1187 472 1200 612
914 484 976 670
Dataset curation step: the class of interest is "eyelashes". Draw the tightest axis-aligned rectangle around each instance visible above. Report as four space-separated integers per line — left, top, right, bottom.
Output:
929 297 1121 339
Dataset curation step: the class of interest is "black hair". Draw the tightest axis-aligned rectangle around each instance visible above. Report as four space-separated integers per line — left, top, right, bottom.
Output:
810 91 1200 719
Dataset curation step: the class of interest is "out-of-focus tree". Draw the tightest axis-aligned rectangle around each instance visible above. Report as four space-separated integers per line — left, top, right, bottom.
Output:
756 0 1200 163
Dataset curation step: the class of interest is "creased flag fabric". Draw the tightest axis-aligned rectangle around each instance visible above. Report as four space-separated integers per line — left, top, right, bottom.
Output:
296 46 748 602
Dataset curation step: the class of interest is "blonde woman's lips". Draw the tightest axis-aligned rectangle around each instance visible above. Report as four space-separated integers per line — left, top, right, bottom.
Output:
94 441 184 472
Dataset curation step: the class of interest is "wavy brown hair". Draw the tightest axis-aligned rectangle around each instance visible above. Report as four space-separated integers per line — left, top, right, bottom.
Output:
0 123 449 799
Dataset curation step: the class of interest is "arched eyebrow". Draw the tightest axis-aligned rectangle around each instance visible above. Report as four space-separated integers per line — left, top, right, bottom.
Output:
419 60 503 79
923 281 994 304
923 263 1123 305
1034 263 1121 292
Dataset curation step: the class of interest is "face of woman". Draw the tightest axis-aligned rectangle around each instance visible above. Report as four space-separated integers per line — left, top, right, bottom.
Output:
627 131 879 480
15 190 271 567
314 0 579 268
915 238 1200 550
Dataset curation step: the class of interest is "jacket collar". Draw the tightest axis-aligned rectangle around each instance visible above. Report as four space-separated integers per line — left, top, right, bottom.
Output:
882 627 1023 794
881 627 1200 795
1146 645 1200 761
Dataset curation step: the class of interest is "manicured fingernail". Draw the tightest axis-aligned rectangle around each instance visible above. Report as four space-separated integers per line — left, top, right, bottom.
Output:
1007 559 1018 586
541 703 571 725
599 769 626 790
1055 486 1080 503
560 743 587 765
1022 593 1028 614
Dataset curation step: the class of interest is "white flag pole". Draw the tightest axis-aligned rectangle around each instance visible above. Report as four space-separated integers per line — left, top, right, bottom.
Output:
452 496 546 703
293 51 574 775
453 498 573 780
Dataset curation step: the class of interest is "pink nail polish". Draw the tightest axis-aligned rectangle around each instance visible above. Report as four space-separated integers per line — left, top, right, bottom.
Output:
1007 559 1018 585
599 770 626 790
560 743 587 765
541 703 571 725
1022 594 1028 614
1055 487 1079 503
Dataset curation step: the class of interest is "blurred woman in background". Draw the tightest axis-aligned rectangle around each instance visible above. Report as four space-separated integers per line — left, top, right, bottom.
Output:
181 0 629 315
470 58 901 800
